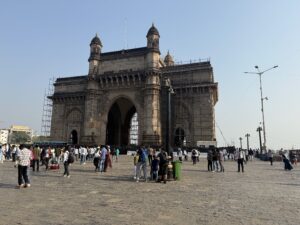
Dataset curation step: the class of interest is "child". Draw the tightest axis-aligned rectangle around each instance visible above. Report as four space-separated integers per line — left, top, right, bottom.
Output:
151 156 159 181
133 152 139 179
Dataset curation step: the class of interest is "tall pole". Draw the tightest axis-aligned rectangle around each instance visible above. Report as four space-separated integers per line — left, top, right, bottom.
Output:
244 65 278 152
165 78 174 156
166 87 171 155
245 133 250 152
239 137 243 149
257 127 263 154
258 73 267 152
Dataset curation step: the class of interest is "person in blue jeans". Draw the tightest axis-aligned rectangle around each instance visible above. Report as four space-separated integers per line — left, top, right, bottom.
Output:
136 147 148 182
99 145 107 173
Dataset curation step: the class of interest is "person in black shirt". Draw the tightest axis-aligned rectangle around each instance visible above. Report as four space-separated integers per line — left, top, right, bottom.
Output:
151 156 159 181
157 149 168 183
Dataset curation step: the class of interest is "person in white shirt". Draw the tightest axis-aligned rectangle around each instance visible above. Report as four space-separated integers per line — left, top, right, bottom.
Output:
80 146 87 164
74 147 79 161
177 148 183 161
218 150 225 172
237 149 246 172
12 145 17 162
16 144 32 188
63 149 70 178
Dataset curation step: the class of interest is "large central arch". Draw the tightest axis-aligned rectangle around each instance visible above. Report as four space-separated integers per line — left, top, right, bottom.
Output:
106 97 137 146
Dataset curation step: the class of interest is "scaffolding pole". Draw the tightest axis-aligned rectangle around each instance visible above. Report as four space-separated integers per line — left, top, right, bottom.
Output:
40 77 55 137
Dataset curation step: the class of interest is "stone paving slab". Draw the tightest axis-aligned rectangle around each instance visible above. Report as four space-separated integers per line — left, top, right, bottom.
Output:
1 157 300 225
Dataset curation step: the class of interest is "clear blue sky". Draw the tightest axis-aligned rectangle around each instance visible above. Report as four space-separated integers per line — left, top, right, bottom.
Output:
0 0 299 149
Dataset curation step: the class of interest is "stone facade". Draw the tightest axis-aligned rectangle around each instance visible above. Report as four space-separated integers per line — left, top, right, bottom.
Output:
49 24 218 147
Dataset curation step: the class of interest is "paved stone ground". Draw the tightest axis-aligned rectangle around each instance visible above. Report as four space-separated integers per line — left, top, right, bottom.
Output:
1 156 300 225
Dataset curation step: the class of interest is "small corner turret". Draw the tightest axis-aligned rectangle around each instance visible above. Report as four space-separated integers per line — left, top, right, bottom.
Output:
88 34 102 75
146 23 160 51
146 24 161 69
164 51 174 66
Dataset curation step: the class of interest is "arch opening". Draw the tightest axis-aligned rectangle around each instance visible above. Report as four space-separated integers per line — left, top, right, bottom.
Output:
70 130 78 145
106 97 138 146
174 128 185 147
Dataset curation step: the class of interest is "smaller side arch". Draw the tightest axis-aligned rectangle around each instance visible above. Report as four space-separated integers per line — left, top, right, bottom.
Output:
65 108 83 144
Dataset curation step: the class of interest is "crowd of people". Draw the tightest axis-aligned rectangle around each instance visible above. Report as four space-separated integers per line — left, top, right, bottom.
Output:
133 147 170 184
0 143 298 189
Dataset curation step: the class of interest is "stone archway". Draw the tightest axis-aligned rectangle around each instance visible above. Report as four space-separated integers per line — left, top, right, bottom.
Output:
106 97 137 146
174 127 185 147
70 130 78 144
173 100 192 146
65 108 82 144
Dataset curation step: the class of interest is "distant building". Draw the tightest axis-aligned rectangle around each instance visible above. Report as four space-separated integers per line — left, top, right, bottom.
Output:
9 125 33 143
10 125 33 137
0 129 9 144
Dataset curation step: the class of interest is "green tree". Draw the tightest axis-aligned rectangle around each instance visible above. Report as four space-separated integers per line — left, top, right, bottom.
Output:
10 132 31 144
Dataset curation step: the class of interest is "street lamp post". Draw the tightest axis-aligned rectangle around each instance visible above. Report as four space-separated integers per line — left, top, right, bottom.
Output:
256 126 263 154
239 137 243 149
244 65 278 152
245 133 250 152
165 78 174 156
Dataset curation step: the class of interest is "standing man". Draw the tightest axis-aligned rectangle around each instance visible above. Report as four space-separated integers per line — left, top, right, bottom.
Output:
218 149 225 172
248 149 254 161
237 148 246 173
63 149 70 178
16 144 32 188
207 149 213 172
6 144 11 160
44 146 51 170
212 149 219 172
177 148 183 162
74 146 79 161
80 146 87 165
32 145 41 172
136 147 148 182
12 145 17 162
268 150 274 166
157 148 168 184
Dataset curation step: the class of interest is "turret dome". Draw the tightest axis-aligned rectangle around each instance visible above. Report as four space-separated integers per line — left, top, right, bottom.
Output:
164 51 174 66
146 23 160 37
90 34 102 47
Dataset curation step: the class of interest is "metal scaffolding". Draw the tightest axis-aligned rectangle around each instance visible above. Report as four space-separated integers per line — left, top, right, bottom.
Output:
40 77 55 137
129 112 138 145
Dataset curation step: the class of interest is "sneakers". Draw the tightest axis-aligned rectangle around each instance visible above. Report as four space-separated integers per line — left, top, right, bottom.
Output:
67 175 70 178
63 175 67 177
16 184 24 189
24 184 31 188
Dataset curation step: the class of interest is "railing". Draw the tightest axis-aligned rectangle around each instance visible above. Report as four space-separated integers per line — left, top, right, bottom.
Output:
174 58 210 65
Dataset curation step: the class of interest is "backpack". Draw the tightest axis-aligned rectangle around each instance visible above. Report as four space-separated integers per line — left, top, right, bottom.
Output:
160 152 168 164
140 149 147 163
68 152 75 164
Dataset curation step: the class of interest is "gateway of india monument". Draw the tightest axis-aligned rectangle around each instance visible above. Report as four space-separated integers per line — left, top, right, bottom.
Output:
49 24 218 149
